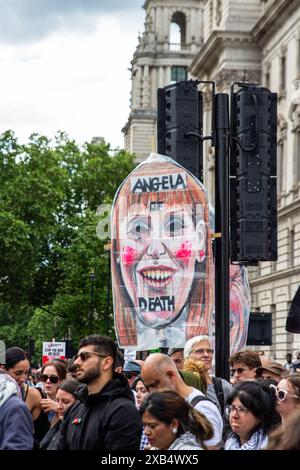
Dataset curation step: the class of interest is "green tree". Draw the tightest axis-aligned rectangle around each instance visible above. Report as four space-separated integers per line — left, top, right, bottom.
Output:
0 130 134 358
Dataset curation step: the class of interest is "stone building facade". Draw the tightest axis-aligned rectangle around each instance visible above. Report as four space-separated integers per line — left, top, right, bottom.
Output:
122 0 204 162
123 0 300 360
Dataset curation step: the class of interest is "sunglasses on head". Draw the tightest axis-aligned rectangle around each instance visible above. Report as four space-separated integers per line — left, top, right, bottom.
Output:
73 351 107 362
41 374 59 384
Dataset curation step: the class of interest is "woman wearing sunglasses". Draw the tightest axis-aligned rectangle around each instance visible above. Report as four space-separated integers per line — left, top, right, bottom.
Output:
224 381 279 450
40 360 67 425
275 374 300 427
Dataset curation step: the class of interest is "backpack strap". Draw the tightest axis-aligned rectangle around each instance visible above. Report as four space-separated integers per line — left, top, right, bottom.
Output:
212 376 225 415
190 394 214 408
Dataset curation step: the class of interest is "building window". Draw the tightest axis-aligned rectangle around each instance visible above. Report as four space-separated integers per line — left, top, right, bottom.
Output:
170 11 186 51
171 66 187 83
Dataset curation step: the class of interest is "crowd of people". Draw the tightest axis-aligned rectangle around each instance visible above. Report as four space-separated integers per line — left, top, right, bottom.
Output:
0 334 300 451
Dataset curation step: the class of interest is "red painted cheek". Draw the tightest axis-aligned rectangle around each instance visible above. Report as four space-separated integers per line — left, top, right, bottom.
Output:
175 241 192 263
121 246 136 266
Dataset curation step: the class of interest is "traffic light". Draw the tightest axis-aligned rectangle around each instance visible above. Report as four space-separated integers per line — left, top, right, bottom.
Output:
157 80 203 181
230 84 277 262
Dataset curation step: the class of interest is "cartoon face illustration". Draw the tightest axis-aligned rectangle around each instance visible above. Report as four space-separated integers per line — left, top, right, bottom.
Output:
111 155 214 348
119 202 206 328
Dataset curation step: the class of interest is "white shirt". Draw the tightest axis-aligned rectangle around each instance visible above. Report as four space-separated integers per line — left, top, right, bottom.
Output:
186 387 223 448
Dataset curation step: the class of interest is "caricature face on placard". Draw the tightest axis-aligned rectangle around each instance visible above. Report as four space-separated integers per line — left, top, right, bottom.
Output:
119 200 206 328
111 154 214 350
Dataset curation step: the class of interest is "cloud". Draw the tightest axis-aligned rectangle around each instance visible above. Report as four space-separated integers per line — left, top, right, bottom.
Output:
0 9 145 148
0 0 144 44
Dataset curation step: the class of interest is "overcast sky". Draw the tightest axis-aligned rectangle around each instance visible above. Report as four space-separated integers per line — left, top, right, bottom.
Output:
0 0 145 148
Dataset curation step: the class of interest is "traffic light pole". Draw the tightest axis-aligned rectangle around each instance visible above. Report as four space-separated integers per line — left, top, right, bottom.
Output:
89 269 96 334
214 93 230 380
106 249 111 336
156 80 277 379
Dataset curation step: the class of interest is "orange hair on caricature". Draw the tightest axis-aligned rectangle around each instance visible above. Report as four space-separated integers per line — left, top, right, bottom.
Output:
111 155 213 347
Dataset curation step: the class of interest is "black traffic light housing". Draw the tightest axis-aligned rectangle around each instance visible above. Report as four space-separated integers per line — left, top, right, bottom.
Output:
157 80 203 181
230 83 277 262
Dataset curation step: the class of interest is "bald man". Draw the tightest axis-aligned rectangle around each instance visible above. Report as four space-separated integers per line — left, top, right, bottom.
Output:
141 353 223 449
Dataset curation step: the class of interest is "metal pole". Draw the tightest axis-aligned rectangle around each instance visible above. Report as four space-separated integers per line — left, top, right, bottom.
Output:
89 269 96 334
214 93 230 380
106 250 111 336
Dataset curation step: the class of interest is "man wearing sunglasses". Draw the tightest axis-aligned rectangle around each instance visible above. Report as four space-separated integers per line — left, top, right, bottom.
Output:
56 335 142 450
229 350 262 385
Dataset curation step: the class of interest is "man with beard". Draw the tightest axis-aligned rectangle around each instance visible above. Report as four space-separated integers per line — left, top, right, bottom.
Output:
56 335 142 450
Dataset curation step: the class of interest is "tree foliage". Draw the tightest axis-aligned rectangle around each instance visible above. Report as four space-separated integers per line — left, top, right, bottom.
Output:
0 130 134 363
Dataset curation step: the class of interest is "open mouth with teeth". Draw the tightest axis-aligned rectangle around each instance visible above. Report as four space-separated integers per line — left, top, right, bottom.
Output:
139 267 175 289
